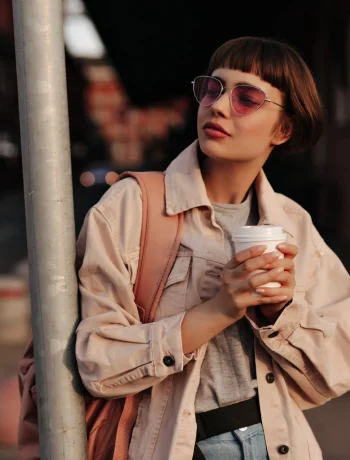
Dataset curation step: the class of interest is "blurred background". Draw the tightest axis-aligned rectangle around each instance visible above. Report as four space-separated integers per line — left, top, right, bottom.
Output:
1 0 350 458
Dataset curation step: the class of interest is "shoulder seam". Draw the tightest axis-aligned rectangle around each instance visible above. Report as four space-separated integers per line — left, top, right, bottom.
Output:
93 206 114 234
92 183 142 257
95 177 142 214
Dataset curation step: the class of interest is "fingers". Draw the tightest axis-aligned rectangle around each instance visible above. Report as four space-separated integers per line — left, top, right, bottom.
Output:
254 295 289 304
227 243 298 271
265 258 295 273
254 271 294 298
227 247 282 273
226 245 267 269
245 267 284 290
239 251 282 275
255 286 293 298
252 266 295 303
247 267 295 295
235 291 288 309
274 271 294 285
277 243 298 259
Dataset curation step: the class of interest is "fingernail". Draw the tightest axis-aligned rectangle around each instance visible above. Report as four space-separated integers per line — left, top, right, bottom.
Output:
277 243 287 249
256 288 265 294
255 245 267 251
270 251 280 258
271 267 284 274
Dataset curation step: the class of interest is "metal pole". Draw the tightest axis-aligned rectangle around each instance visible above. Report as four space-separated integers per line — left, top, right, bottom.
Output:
12 1 88 458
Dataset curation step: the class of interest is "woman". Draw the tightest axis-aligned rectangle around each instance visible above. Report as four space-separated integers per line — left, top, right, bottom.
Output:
75 36 350 460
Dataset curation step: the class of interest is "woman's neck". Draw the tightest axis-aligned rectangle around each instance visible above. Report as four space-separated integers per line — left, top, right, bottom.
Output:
200 156 263 204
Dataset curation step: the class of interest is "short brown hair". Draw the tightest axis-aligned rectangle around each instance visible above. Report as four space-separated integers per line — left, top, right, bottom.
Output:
206 36 325 153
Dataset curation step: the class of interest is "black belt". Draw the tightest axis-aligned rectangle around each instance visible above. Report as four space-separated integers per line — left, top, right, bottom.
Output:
193 396 262 460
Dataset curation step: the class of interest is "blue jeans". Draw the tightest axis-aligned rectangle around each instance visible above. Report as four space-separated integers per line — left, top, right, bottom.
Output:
196 423 269 460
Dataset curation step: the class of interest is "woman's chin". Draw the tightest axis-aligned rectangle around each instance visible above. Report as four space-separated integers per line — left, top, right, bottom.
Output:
199 137 228 158
198 138 263 164
199 142 242 163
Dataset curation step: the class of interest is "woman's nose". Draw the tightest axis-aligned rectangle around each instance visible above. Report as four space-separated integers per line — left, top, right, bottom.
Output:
210 90 231 117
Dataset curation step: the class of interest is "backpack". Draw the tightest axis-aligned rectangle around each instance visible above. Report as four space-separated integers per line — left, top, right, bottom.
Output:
17 171 184 460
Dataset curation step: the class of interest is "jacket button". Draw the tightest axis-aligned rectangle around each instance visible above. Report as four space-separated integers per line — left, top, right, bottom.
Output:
163 356 175 367
268 331 279 338
278 445 289 455
266 372 275 384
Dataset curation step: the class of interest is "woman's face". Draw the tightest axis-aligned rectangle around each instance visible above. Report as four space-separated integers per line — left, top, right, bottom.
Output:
197 68 290 165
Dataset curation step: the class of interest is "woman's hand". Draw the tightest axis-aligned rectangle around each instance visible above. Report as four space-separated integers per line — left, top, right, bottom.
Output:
215 245 290 322
256 243 298 323
182 244 297 354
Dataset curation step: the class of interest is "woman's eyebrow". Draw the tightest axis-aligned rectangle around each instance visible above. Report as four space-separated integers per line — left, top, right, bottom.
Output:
235 80 258 87
214 76 259 88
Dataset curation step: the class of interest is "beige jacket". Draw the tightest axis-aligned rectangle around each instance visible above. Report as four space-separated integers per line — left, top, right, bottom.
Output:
76 140 350 460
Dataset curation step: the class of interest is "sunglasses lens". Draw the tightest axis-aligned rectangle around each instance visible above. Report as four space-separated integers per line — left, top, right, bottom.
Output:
231 86 265 115
193 76 221 106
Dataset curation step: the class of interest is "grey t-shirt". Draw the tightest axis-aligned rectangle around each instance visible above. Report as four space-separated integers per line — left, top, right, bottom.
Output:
195 189 259 413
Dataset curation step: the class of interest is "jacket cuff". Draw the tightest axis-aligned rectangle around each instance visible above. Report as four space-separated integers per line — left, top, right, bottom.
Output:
151 312 195 377
246 300 306 348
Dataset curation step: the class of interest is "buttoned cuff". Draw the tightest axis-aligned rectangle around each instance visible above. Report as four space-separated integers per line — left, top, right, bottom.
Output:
151 311 196 377
246 300 306 349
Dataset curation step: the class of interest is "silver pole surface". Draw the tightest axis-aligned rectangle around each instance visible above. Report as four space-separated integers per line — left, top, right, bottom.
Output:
12 0 87 458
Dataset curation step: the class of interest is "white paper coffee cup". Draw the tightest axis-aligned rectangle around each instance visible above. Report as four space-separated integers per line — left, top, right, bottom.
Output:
232 225 288 289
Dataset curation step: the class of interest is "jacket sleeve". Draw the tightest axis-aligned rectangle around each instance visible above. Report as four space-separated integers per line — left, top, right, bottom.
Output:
248 222 350 409
75 182 194 399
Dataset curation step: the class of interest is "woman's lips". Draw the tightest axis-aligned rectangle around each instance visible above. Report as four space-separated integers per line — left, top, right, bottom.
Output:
203 122 230 138
203 128 229 138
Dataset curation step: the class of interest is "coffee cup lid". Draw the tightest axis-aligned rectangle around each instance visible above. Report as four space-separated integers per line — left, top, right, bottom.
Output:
232 224 287 242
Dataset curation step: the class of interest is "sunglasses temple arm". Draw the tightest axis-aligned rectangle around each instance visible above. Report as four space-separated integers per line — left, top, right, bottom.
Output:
270 100 285 109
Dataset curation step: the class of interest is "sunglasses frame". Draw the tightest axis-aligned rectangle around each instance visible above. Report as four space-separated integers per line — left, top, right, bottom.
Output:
191 75 285 116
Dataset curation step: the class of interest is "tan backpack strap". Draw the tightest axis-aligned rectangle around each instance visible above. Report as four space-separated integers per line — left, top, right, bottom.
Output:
113 171 184 460
119 170 184 323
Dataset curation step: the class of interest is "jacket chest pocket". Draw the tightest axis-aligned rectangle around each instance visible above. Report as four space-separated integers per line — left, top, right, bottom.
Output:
198 260 224 303
156 255 192 319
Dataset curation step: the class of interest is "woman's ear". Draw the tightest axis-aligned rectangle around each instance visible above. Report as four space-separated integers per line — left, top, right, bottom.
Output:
272 115 294 146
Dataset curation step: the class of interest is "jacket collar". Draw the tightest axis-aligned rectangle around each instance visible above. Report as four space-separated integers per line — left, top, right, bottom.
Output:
164 139 294 235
